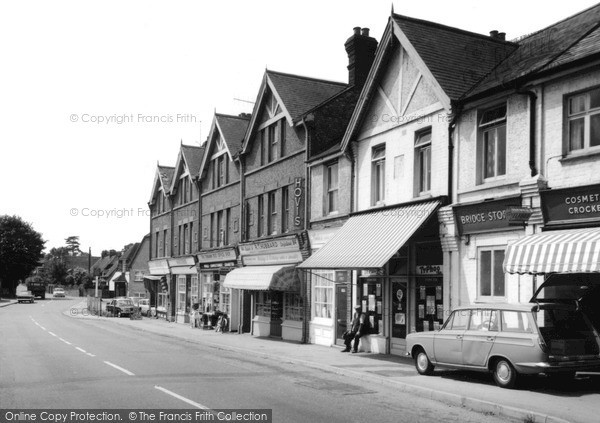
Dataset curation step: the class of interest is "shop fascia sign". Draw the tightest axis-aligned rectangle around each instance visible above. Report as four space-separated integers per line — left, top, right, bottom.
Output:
308 227 340 251
541 183 600 226
415 265 442 275
148 259 170 275
197 247 238 264
453 196 526 236
238 235 300 255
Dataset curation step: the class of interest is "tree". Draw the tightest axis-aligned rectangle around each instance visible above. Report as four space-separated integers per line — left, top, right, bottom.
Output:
0 215 45 296
65 236 81 256
43 257 68 285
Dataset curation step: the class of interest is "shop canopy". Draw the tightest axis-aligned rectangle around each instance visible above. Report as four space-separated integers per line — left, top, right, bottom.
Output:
222 265 300 291
504 227 600 274
298 200 441 269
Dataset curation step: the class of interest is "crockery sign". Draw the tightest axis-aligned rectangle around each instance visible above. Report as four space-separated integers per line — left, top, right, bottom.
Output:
541 183 600 226
415 265 442 275
453 197 522 235
238 235 299 255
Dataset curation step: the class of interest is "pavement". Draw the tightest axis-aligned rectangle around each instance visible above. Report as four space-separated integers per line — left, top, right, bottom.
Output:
22 297 600 423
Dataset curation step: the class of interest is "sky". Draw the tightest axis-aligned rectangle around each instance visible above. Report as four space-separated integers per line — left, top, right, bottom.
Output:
1 0 598 255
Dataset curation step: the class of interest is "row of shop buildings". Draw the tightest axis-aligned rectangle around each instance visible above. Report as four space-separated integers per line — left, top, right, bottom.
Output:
145 5 600 355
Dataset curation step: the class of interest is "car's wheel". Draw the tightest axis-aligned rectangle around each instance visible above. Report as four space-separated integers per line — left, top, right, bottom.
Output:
493 358 518 389
117 310 122 318
414 348 434 375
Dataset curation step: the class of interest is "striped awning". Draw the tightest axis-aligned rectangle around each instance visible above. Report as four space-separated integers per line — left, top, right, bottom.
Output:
298 200 441 269
222 265 300 291
504 227 600 274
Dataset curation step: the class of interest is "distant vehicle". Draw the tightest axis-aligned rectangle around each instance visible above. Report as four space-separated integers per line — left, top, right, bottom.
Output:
406 297 600 388
138 299 152 316
53 287 66 298
25 276 46 300
106 297 136 317
16 282 34 303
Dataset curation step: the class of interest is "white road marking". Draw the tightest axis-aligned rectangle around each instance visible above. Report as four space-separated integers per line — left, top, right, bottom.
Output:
39 326 46 331
48 331 57 337
154 386 210 409
104 361 135 376
59 338 72 345
76 347 87 353
86 353 95 357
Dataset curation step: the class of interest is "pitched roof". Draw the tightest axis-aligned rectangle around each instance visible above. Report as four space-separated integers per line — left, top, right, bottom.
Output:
464 3 600 99
121 243 140 262
266 70 348 122
392 13 517 101
216 113 250 154
181 144 205 177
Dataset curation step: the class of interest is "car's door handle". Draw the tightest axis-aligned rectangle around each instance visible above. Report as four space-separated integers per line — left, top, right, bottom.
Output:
456 335 463 339
486 337 495 341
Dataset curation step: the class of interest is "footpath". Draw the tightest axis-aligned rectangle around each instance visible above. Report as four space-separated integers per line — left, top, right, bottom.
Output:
38 299 600 423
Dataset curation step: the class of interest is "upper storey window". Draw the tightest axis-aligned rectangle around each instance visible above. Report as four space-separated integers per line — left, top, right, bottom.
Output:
478 104 506 182
567 88 600 153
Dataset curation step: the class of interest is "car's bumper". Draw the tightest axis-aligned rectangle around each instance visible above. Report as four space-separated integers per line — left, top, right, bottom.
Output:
515 358 600 374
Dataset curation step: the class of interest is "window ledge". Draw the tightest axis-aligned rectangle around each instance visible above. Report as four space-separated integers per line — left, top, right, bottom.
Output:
458 178 520 195
559 149 600 164
474 298 508 304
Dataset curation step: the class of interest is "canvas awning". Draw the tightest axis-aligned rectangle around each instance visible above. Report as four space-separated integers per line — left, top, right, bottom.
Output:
298 200 441 269
148 259 170 275
504 227 600 274
222 265 300 291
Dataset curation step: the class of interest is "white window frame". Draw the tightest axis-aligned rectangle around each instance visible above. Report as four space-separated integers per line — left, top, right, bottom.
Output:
478 104 507 182
325 162 339 215
566 87 600 153
371 145 386 206
415 129 432 194
311 270 334 323
477 247 507 301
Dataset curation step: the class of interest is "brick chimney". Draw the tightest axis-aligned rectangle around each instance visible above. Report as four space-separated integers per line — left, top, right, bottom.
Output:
345 26 378 88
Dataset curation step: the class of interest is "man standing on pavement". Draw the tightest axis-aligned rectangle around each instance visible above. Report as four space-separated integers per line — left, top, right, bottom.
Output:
342 305 369 353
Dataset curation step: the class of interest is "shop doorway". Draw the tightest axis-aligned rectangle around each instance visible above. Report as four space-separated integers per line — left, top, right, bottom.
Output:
335 284 348 343
270 291 283 337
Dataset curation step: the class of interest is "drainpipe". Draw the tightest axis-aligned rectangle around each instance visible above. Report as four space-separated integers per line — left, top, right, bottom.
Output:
237 155 245 334
517 89 538 177
299 116 312 344
447 103 463 203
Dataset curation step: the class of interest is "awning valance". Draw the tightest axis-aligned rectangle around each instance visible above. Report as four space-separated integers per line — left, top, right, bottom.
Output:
298 200 441 269
504 227 600 274
222 265 300 291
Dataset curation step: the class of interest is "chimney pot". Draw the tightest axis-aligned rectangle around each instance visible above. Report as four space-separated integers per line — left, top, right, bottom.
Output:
498 32 506 41
361 28 370 37
490 30 499 38
353 26 361 35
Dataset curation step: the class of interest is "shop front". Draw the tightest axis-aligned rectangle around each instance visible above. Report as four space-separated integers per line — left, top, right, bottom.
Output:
223 235 305 341
167 256 198 324
148 259 171 320
298 199 443 355
197 247 240 331
504 184 600 321
306 227 348 347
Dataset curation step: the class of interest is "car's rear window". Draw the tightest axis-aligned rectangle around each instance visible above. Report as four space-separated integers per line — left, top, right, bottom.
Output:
117 300 133 306
501 311 533 333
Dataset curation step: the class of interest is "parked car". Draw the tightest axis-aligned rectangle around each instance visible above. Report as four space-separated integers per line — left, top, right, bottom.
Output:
406 289 600 388
138 299 153 316
106 297 136 317
53 287 66 298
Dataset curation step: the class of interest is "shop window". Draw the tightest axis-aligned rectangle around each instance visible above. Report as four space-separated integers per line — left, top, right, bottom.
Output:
190 275 199 308
284 293 303 321
477 104 506 183
221 287 231 316
157 293 168 312
312 270 334 320
414 128 431 195
324 161 339 215
359 278 382 334
478 248 506 299
371 145 385 205
566 87 600 153
256 291 272 318
201 273 217 313
177 277 186 313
